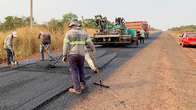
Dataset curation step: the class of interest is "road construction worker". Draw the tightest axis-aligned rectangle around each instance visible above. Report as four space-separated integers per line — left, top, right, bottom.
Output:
38 32 52 61
62 20 95 94
137 30 143 44
140 30 145 44
3 32 17 65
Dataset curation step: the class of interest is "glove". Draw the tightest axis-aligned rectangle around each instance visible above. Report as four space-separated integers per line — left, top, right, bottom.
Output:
62 56 67 63
43 44 49 50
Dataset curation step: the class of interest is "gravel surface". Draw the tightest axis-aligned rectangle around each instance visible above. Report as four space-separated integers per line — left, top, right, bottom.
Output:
63 32 196 110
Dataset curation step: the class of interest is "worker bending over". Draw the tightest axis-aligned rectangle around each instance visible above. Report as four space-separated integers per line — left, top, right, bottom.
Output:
3 32 17 66
38 32 52 61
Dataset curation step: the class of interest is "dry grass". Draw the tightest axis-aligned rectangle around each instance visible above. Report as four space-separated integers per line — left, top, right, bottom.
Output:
0 27 96 63
168 31 180 37
0 27 64 63
0 32 8 62
85 28 97 36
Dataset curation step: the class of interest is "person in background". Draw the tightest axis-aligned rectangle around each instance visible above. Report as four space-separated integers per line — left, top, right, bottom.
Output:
136 30 141 44
140 30 145 44
62 20 95 94
3 32 17 66
38 32 52 61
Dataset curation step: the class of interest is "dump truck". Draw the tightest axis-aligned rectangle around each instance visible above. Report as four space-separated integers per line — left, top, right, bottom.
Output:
91 15 139 46
125 21 150 38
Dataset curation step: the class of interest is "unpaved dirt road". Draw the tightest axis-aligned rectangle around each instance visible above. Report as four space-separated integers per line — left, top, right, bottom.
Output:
39 32 196 110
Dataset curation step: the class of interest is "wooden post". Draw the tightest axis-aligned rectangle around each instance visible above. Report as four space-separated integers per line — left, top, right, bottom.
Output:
30 0 33 29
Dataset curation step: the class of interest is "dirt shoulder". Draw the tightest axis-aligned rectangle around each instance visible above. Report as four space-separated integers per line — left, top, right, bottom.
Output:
65 32 196 110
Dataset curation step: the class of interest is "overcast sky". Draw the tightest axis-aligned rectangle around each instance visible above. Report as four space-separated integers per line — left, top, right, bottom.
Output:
0 0 196 30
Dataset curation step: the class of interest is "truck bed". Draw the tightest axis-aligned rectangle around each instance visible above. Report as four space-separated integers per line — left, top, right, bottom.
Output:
92 34 138 46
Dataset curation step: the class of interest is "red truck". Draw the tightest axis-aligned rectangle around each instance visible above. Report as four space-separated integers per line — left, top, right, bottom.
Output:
125 21 150 38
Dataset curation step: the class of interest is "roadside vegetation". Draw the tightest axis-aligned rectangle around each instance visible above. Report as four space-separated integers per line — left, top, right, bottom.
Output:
0 13 97 63
150 27 161 32
168 25 196 36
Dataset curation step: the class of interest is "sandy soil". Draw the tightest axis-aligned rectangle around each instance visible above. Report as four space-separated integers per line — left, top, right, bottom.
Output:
66 32 196 110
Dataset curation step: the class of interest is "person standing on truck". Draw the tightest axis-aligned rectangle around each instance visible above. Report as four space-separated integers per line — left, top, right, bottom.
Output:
3 32 17 66
62 20 95 94
38 32 52 61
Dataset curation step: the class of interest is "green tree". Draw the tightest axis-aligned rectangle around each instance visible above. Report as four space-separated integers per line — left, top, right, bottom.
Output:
82 18 97 28
169 25 196 32
0 16 32 31
62 13 78 24
3 16 15 30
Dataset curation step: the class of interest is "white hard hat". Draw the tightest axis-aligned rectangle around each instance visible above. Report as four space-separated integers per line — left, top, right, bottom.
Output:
12 31 17 37
69 20 81 27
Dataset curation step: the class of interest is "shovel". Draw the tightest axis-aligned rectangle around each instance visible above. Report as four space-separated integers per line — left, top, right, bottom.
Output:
93 69 110 89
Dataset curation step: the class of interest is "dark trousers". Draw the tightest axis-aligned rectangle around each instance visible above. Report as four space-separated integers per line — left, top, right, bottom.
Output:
140 37 145 44
5 49 13 65
40 44 51 61
68 54 85 91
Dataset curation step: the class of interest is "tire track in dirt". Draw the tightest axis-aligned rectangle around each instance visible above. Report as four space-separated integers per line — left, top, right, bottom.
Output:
69 32 192 110
146 33 185 110
167 33 196 110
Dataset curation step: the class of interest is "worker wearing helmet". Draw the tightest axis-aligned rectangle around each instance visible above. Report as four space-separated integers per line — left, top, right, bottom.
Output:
38 32 52 61
62 19 95 94
3 32 17 65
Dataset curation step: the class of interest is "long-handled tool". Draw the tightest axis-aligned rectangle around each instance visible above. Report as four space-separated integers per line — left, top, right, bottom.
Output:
47 55 64 68
85 50 110 89
11 51 18 66
53 55 64 65
93 70 110 89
